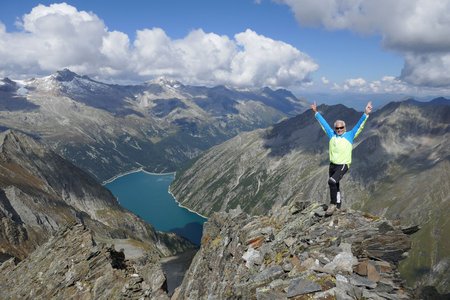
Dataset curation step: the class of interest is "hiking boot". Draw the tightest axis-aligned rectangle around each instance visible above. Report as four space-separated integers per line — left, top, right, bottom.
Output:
325 204 336 216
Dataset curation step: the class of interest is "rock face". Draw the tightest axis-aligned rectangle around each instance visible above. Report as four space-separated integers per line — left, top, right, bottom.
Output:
0 70 307 181
0 224 170 299
174 202 413 299
171 99 450 292
0 130 193 263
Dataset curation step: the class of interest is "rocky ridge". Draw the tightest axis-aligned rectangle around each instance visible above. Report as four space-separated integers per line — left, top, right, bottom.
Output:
0 224 171 299
173 201 415 299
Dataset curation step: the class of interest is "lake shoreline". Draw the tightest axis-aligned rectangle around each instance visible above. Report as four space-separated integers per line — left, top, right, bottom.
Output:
103 169 208 221
168 188 208 220
102 167 176 185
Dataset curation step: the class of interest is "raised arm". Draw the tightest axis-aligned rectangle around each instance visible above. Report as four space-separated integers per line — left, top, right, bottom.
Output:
310 101 318 113
311 101 333 138
365 101 373 115
350 101 372 139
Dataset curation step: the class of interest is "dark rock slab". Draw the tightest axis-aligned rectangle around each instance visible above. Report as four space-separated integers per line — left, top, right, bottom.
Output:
286 278 322 297
252 265 285 284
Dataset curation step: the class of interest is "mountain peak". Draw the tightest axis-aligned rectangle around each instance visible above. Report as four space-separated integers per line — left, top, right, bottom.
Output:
0 77 18 92
52 68 79 82
0 77 16 85
430 97 450 106
147 76 183 88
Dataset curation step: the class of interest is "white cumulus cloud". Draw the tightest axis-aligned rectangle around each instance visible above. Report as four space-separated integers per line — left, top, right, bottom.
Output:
331 75 450 94
100 31 131 73
0 3 318 88
345 78 366 87
339 77 366 91
277 0 450 88
230 29 318 87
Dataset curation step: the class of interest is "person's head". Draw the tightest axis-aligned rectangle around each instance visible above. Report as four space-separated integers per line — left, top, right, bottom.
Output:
334 120 346 135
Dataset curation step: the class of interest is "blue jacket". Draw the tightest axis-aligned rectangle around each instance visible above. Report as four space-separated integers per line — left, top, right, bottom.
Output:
315 112 368 165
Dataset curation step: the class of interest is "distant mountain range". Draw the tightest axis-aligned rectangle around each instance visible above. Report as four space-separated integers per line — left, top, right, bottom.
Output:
0 69 307 181
300 91 449 111
170 98 450 293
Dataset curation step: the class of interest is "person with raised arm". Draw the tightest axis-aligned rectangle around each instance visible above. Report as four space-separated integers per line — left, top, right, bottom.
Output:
311 101 372 215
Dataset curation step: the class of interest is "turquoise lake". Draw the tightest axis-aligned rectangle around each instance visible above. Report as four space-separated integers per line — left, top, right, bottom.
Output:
104 171 207 245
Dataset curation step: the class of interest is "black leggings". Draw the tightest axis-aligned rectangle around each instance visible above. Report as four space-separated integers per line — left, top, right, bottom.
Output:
328 163 349 208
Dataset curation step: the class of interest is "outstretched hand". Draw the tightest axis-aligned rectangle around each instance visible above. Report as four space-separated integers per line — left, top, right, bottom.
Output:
310 101 318 113
365 101 373 115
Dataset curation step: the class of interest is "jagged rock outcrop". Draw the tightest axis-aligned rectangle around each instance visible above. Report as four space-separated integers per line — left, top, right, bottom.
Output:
0 224 170 299
173 202 413 299
0 130 194 263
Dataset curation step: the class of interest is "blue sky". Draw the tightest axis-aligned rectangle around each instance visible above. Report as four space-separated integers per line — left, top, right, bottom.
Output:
1 0 449 99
